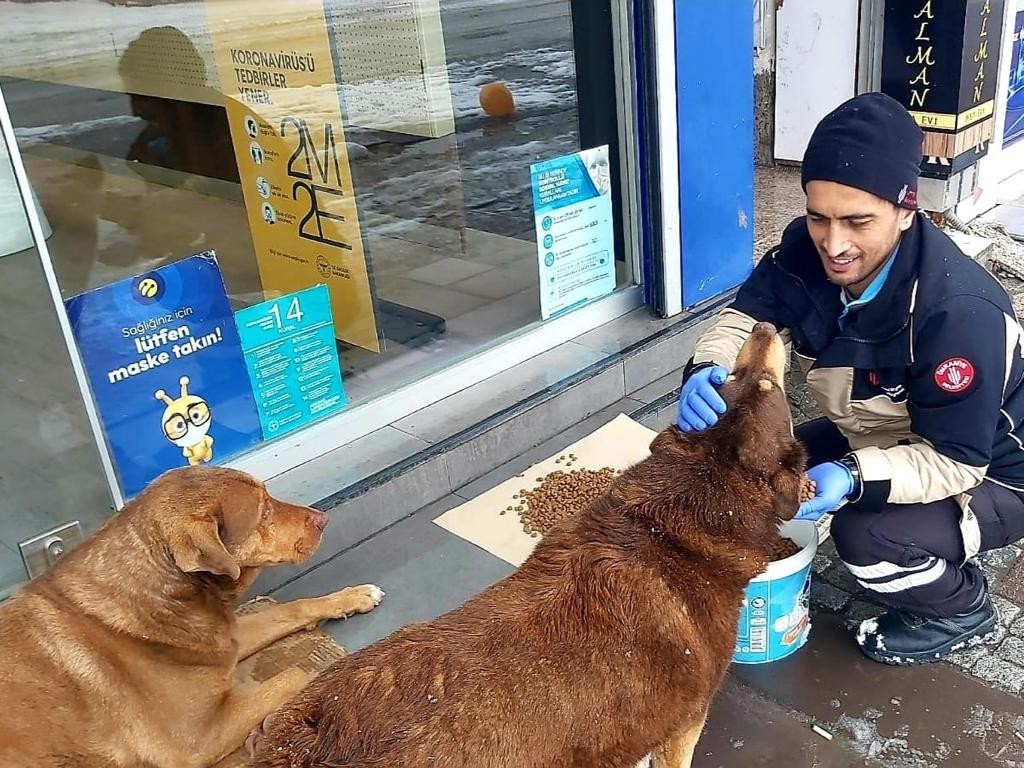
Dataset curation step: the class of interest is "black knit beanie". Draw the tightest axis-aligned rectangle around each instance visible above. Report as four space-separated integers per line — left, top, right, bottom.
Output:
801 92 923 210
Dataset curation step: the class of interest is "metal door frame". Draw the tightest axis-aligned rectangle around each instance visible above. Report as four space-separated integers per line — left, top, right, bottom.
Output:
0 83 124 509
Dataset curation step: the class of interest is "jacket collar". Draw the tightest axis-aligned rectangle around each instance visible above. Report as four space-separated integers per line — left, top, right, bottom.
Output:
839 240 899 324
772 215 925 368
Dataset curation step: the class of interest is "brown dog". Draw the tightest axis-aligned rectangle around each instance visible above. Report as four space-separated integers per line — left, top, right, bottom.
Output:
0 466 383 768
249 322 806 768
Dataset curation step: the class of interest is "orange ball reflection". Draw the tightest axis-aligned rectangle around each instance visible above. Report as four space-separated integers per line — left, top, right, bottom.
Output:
479 82 516 118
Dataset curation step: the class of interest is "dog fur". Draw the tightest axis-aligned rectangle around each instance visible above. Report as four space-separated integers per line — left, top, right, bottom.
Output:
250 322 805 768
0 466 383 768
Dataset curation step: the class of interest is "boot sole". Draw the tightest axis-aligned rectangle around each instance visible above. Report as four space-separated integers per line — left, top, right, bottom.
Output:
857 612 1001 667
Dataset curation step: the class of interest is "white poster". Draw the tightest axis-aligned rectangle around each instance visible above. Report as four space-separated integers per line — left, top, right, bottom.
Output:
530 145 616 321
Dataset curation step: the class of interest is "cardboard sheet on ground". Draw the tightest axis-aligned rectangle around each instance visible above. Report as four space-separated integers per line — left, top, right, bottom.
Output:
214 597 347 768
434 413 832 567
433 414 657 567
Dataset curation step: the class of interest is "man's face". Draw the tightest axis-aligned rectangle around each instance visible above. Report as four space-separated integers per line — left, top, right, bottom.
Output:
805 180 915 297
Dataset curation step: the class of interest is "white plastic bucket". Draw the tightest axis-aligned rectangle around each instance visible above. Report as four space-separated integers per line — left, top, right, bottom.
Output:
733 519 818 664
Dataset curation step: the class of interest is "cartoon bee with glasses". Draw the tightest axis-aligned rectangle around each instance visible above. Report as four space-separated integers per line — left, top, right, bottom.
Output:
155 376 214 465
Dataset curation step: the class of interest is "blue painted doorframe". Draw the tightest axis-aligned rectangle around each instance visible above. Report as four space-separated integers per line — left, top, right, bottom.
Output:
676 0 755 309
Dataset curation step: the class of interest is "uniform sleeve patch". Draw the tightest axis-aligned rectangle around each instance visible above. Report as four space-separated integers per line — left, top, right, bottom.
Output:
934 357 976 393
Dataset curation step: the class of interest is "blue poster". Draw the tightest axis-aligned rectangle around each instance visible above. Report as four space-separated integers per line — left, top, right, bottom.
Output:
1005 6 1024 148
530 145 616 320
65 252 262 498
236 285 347 439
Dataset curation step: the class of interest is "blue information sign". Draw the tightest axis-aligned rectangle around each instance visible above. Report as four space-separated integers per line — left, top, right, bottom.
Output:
530 145 616 319
235 285 347 439
65 252 262 497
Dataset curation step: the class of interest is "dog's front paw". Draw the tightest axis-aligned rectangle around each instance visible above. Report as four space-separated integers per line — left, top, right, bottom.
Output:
323 584 385 620
351 584 385 613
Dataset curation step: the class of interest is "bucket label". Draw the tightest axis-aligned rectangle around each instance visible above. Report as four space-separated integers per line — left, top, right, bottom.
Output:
734 565 812 664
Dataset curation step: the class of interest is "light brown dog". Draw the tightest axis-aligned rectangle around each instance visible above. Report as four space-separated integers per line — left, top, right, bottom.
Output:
0 466 383 768
250 322 806 768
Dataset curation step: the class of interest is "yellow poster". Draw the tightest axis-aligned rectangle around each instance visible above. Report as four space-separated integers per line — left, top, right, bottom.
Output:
205 0 381 352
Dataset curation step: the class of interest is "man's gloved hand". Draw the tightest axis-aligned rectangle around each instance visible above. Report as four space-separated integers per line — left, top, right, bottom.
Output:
795 461 855 521
676 365 729 433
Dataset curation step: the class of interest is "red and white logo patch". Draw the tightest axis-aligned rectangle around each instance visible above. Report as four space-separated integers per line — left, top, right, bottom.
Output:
934 357 976 394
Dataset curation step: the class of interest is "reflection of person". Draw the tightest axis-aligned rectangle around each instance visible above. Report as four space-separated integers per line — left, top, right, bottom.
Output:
583 149 610 196
118 26 239 183
676 93 1024 666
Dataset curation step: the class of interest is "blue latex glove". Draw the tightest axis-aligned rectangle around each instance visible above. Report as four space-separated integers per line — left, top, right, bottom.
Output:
676 365 729 432
795 461 855 521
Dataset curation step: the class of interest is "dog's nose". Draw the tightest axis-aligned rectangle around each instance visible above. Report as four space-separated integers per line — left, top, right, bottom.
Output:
753 321 778 336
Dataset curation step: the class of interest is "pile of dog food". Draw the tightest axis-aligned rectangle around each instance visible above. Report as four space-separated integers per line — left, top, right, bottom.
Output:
799 475 817 504
770 537 802 561
502 459 618 537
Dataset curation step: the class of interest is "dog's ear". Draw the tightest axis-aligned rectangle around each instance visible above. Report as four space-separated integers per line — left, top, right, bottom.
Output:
769 439 808 521
218 483 265 548
172 481 264 578
649 426 687 456
170 517 241 580
779 436 808 472
770 468 802 521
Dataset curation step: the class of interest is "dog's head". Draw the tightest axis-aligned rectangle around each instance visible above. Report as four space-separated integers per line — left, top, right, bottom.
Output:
649 322 806 537
144 467 328 581
714 321 805 513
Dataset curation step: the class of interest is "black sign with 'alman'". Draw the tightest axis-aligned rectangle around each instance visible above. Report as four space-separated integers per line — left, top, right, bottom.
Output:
881 0 1006 179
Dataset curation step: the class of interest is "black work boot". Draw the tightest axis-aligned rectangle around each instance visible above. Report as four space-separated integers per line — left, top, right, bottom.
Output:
854 592 1000 666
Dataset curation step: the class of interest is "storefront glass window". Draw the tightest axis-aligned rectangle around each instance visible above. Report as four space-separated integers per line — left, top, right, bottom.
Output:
0 117 111 596
0 0 632 502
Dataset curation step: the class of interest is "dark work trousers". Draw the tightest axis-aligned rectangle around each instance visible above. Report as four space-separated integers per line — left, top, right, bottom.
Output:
796 418 1024 618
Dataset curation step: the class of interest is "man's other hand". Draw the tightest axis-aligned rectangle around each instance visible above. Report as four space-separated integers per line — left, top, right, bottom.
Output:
795 461 855 521
676 365 729 433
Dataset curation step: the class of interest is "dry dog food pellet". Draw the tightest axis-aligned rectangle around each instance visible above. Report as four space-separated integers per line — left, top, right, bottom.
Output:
799 475 816 503
514 467 617 536
770 537 802 561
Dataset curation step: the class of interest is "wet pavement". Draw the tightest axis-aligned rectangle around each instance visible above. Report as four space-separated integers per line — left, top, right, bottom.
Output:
700 676 867 767
717 615 1024 767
